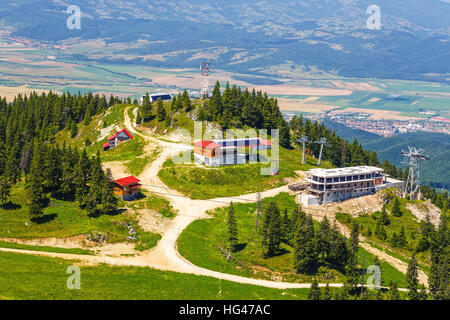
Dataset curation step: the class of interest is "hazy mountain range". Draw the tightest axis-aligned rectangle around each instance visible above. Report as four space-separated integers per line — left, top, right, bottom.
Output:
1 0 449 82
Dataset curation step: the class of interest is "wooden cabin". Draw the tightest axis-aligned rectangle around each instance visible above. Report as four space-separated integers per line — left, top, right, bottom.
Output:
113 176 141 201
103 129 133 151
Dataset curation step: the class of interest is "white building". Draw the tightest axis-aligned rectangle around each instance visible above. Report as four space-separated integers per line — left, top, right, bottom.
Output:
300 166 403 206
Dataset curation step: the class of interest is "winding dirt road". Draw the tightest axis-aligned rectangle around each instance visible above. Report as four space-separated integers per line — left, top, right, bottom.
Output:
0 107 427 290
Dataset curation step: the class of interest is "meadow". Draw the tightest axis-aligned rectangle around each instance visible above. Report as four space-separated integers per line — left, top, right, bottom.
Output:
0 250 312 300
178 193 408 287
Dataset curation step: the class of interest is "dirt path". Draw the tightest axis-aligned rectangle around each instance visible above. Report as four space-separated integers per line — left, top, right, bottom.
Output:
1 107 427 290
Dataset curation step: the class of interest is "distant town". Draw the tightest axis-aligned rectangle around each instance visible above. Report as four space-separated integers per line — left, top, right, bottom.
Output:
284 110 450 137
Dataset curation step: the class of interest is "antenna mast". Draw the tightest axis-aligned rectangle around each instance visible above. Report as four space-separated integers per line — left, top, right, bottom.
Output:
200 61 210 98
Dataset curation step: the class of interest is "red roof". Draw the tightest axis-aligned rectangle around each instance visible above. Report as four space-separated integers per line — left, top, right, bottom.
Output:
108 129 133 141
194 140 220 150
114 176 141 187
103 142 110 149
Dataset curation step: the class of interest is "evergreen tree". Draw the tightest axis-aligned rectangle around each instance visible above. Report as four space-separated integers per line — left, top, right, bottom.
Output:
379 205 390 225
345 252 360 294
294 214 317 273
317 216 331 264
418 285 428 300
0 175 11 207
328 222 349 269
267 202 281 256
140 93 152 121
388 281 400 300
27 143 48 219
281 208 290 242
156 98 166 122
391 197 402 217
308 278 321 300
322 283 332 300
227 202 238 250
406 255 419 300
100 168 117 215
349 220 360 255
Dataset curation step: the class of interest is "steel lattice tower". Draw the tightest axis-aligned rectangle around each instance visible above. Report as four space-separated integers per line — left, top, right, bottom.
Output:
200 61 210 98
401 146 429 200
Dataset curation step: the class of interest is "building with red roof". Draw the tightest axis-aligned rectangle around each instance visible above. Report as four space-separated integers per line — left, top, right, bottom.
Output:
113 176 141 200
103 129 133 151
193 137 271 167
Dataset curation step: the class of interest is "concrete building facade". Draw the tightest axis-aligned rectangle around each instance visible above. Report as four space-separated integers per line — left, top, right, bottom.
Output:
300 166 403 206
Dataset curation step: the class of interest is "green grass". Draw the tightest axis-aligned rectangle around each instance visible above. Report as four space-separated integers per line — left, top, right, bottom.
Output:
99 135 146 162
134 231 162 251
0 184 158 249
158 147 331 199
128 190 176 219
178 193 408 286
125 147 161 176
335 193 432 269
0 251 311 300
0 241 92 255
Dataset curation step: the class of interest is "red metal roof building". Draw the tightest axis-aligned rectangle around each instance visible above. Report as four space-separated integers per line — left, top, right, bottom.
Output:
193 137 271 167
113 176 141 200
104 129 133 151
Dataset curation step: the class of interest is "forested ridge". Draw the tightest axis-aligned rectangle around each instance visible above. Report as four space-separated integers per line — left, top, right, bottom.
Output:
0 91 121 218
0 88 447 220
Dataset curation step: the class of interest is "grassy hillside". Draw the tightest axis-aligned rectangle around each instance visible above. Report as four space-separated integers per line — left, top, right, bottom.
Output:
0 184 160 250
178 193 408 287
159 147 332 199
0 251 312 300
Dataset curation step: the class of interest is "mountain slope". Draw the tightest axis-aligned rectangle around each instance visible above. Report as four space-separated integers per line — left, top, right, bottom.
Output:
0 0 449 82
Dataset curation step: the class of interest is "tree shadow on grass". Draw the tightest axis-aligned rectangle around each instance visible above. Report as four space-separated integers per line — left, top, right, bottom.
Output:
1 201 21 210
272 248 290 257
232 242 247 253
31 213 57 224
133 193 147 201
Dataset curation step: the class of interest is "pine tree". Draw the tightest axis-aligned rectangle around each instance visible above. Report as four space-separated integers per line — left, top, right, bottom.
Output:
227 202 238 250
388 281 400 300
27 143 48 219
379 205 390 225
0 175 11 207
181 90 192 112
328 222 349 269
391 197 402 217
349 220 359 255
267 202 281 256
156 98 166 122
294 214 317 274
308 278 321 300
281 208 290 242
101 168 117 215
317 216 331 264
398 227 407 247
406 255 419 300
322 283 332 300
345 252 360 294
418 285 428 300
141 93 152 121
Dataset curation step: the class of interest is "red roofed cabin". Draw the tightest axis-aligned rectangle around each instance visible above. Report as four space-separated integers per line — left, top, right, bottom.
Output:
103 129 133 151
113 176 142 201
